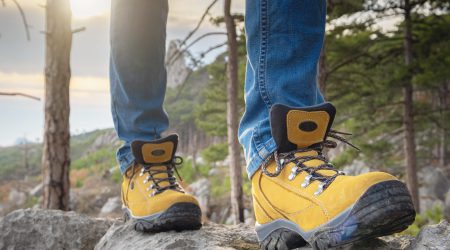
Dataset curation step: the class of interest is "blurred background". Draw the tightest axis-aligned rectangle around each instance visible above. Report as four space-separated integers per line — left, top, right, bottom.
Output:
0 0 448 236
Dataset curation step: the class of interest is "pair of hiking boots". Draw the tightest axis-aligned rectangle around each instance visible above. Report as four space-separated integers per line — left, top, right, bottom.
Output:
121 103 416 249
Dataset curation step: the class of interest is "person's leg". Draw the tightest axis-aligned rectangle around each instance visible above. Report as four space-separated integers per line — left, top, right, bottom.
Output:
110 0 169 174
110 0 202 233
239 0 326 179
243 1 415 248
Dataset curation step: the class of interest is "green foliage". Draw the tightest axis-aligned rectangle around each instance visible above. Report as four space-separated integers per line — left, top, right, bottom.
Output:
75 179 84 188
24 196 39 208
0 129 117 182
325 10 450 172
201 143 228 164
177 158 210 184
403 205 443 236
111 169 123 184
72 147 116 172
327 0 364 19
211 170 231 198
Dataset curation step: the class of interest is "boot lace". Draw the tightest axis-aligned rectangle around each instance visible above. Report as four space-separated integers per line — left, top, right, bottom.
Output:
261 130 360 196
127 156 185 197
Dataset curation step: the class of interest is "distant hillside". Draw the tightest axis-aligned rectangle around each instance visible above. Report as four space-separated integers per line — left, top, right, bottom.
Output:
0 129 120 182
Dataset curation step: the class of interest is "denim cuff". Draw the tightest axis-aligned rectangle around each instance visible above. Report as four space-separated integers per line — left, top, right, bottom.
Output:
118 152 135 174
246 138 277 179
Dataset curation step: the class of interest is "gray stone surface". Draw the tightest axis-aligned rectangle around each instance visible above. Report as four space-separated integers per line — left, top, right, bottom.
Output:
188 178 210 217
413 220 450 250
99 197 122 218
445 191 450 221
1 209 450 250
419 167 450 212
0 209 113 250
95 222 259 250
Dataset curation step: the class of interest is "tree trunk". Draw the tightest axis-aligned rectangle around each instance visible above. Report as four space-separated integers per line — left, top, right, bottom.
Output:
224 0 245 224
402 0 420 212
439 81 448 168
42 0 72 210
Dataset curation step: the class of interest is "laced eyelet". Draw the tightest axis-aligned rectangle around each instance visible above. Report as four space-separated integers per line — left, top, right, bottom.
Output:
314 182 326 196
288 166 299 181
261 129 357 194
301 174 312 188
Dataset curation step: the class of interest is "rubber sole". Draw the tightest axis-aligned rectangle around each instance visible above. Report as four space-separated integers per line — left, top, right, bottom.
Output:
258 180 416 250
124 202 202 233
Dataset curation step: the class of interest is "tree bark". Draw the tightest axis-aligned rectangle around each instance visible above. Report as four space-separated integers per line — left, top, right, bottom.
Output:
439 81 448 168
402 0 420 212
224 0 245 224
42 0 72 210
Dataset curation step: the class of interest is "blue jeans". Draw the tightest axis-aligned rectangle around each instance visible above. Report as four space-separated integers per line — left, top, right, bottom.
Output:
110 0 326 178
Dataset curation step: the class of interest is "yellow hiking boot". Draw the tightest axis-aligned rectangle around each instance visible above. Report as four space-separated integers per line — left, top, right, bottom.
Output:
253 103 415 250
121 134 202 232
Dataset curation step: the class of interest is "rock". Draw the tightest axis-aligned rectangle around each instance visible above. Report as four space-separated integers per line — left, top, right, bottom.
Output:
445 191 450 220
8 188 26 207
166 40 191 88
224 209 255 226
420 167 450 200
1 208 449 250
419 167 450 211
95 222 259 250
70 175 120 216
0 209 113 250
380 235 414 249
188 178 210 216
99 196 122 218
244 209 255 225
413 220 450 250
85 130 120 155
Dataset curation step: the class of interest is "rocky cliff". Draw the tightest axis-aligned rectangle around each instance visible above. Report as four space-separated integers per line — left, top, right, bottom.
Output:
0 209 449 250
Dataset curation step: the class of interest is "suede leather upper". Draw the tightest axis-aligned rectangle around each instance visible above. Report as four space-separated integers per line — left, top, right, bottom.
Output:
122 164 198 217
252 103 400 231
122 135 199 218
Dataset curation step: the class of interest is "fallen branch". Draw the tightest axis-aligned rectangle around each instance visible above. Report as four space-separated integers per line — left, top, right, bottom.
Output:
0 91 40 101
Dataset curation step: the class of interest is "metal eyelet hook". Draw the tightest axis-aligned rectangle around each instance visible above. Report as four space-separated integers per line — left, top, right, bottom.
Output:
301 174 312 188
314 182 326 196
288 166 299 181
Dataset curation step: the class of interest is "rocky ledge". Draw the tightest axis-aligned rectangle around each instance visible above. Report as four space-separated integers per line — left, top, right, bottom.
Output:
0 209 449 250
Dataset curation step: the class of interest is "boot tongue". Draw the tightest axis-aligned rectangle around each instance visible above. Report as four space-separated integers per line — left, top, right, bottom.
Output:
270 102 336 153
131 134 179 188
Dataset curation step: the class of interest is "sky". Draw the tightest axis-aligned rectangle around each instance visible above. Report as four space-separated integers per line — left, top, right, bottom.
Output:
0 0 244 146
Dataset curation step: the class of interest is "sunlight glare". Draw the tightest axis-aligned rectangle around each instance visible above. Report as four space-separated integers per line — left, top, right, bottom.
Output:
70 0 110 19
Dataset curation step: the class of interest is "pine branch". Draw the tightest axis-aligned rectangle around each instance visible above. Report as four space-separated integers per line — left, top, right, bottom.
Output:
179 0 219 48
167 32 226 66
